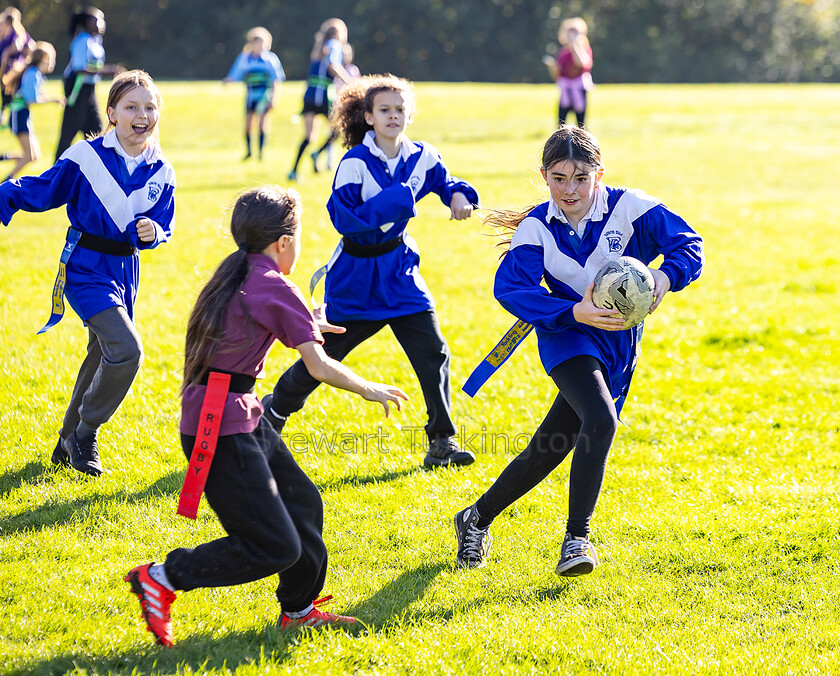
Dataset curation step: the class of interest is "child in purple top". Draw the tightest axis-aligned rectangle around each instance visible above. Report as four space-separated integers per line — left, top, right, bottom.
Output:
124 185 407 648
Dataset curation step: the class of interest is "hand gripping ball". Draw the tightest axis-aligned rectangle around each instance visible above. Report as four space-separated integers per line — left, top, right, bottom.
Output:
592 256 655 328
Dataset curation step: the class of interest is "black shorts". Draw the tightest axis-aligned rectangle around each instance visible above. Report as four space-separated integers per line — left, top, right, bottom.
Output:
10 107 32 135
301 98 330 117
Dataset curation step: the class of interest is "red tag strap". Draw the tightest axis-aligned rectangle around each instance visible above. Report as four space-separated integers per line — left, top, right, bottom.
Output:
176 371 231 520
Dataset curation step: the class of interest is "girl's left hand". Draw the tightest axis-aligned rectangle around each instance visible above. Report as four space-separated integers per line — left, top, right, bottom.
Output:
449 192 474 220
648 268 672 313
135 218 156 242
313 304 347 334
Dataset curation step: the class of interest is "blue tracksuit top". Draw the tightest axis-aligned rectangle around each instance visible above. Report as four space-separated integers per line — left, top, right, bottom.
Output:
0 130 176 322
226 51 285 103
62 31 104 85
303 38 344 108
324 131 480 321
495 184 703 401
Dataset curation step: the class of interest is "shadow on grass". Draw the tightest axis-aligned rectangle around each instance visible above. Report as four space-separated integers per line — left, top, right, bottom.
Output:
17 625 302 676
0 470 184 536
317 466 423 493
345 561 447 628
0 461 49 498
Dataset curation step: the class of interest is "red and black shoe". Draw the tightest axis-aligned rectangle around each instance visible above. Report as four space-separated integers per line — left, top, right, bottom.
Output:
125 563 177 647
279 595 358 629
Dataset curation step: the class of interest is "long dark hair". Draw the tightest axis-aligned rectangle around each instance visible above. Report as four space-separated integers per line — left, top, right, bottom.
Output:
69 7 103 36
331 73 415 149
483 124 602 251
182 185 302 391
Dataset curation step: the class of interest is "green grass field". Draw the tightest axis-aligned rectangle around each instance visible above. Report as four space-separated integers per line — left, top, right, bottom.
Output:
1 80 838 675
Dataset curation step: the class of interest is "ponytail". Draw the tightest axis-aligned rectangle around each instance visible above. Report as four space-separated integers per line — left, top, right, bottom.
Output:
2 61 25 97
481 205 541 255
182 185 302 391
2 43 55 97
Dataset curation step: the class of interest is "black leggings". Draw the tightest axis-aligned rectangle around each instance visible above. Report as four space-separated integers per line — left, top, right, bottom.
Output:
476 355 617 538
55 80 102 161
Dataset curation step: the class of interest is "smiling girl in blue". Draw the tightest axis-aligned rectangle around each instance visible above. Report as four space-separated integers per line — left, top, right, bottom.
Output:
0 70 175 477
265 73 480 469
454 125 703 576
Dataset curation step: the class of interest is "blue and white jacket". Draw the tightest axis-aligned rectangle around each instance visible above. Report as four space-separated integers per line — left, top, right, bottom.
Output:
324 131 480 321
495 184 703 401
0 130 176 322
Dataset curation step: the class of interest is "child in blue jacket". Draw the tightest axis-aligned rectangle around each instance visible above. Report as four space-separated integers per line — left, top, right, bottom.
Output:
265 73 479 469
0 70 175 477
454 125 704 575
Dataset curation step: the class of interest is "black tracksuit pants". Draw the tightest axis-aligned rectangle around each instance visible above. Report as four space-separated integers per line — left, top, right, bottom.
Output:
164 417 327 613
270 309 457 441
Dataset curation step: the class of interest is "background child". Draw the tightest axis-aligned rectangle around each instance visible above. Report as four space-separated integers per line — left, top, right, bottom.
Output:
287 17 354 181
1 41 64 180
454 125 703 574
223 26 285 161
54 6 124 161
542 17 593 127
309 41 360 173
0 70 175 477
125 185 408 647
0 7 35 126
264 73 479 469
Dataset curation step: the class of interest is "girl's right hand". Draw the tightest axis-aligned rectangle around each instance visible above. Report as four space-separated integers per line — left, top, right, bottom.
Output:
312 304 346 334
573 284 626 330
362 383 409 418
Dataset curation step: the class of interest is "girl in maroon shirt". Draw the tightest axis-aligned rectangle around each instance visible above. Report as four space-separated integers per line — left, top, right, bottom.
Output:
124 185 407 647
543 17 593 127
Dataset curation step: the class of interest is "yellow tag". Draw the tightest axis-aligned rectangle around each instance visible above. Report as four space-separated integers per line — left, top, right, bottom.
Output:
487 320 532 367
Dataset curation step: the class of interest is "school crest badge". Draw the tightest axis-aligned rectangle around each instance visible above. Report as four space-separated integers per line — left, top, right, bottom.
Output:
604 229 623 253
148 182 162 201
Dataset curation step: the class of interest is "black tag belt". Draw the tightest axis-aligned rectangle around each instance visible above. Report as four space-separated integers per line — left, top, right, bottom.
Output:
197 368 256 394
71 227 138 257
341 233 404 258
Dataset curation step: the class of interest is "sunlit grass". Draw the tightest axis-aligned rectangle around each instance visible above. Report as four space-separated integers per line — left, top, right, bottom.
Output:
0 81 838 675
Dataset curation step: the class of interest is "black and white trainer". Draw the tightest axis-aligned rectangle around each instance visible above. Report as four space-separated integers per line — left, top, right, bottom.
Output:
454 504 492 568
424 437 475 469
555 532 599 577
50 438 70 467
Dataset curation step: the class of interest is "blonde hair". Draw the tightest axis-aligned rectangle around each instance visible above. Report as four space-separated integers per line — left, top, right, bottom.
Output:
245 26 272 51
105 70 163 143
331 73 415 148
2 41 55 96
559 17 589 46
310 17 347 61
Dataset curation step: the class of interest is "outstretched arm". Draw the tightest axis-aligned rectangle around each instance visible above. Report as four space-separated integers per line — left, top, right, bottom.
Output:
297 341 409 417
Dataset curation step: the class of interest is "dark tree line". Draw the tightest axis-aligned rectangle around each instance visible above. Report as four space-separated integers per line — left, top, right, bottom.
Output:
14 0 840 83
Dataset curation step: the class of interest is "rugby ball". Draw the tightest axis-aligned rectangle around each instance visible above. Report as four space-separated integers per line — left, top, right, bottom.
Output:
592 256 655 328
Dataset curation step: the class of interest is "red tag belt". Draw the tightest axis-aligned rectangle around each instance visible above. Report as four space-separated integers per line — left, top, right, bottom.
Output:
176 371 231 519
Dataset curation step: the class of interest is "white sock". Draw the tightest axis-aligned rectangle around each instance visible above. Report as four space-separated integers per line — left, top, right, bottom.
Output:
269 406 287 421
149 563 175 591
284 603 314 619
